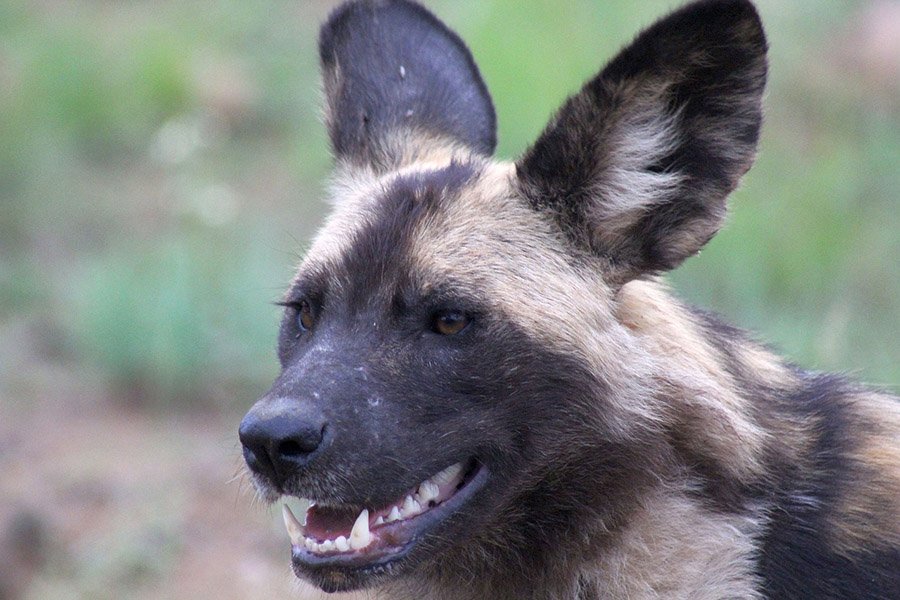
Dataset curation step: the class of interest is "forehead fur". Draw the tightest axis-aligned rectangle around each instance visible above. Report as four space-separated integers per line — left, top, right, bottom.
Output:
296 149 482 285
302 154 623 363
407 162 612 328
309 156 612 321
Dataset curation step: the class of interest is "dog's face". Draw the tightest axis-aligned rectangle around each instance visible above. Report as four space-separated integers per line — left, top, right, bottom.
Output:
244 159 614 591
240 0 767 593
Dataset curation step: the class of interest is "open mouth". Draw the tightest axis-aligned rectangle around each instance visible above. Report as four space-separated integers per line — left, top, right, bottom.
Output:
280 459 487 588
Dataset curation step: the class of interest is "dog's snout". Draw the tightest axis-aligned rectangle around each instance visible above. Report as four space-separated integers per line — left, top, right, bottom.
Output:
239 405 327 486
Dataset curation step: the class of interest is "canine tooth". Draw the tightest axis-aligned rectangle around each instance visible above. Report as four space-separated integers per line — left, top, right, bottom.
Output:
387 506 401 522
335 535 350 552
417 480 440 504
320 540 335 552
350 509 371 549
305 538 316 551
282 504 304 546
432 463 464 486
374 516 384 526
402 495 422 517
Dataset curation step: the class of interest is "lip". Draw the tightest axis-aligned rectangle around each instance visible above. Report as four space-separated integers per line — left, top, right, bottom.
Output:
289 461 490 592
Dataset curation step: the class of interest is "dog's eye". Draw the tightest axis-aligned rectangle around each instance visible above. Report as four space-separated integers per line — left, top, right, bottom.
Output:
432 310 470 336
297 300 315 331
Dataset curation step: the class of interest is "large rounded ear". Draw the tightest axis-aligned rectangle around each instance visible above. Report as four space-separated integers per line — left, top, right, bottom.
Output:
517 0 767 285
319 0 496 173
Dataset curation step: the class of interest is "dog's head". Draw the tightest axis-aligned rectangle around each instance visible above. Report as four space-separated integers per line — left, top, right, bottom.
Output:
240 0 767 593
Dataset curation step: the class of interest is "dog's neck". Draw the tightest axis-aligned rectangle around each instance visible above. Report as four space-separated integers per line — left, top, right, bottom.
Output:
376 484 765 600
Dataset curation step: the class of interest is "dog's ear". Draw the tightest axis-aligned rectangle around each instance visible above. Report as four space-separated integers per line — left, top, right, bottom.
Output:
319 0 496 173
517 0 767 285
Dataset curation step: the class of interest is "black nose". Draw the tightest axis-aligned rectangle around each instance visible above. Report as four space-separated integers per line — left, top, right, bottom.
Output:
239 405 326 486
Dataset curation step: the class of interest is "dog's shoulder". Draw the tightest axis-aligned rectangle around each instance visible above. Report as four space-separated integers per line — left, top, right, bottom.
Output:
758 376 900 599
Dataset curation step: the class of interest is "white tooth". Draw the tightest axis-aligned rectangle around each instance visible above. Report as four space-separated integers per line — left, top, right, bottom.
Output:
335 536 350 552
387 506 401 522
402 495 422 517
417 480 440 504
305 538 316 551
432 463 464 486
349 509 371 549
320 540 335 552
282 504 305 546
374 516 385 526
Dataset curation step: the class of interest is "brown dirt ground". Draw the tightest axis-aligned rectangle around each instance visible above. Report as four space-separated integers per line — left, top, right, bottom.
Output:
0 397 362 600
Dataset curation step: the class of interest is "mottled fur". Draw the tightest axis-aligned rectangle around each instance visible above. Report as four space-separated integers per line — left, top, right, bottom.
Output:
240 1 900 598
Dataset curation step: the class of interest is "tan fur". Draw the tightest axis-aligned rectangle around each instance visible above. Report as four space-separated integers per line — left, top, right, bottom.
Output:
830 392 900 553
379 129 482 172
295 146 481 291
586 80 685 250
738 344 796 390
592 487 764 600
617 279 773 481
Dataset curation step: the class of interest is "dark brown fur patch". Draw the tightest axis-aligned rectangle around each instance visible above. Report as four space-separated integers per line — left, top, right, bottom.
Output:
320 0 495 171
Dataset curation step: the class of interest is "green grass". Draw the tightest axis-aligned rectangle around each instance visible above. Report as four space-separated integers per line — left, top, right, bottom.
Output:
1 0 897 412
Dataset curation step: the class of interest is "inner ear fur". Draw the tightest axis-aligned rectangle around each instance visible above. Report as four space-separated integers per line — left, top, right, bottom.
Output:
517 0 768 285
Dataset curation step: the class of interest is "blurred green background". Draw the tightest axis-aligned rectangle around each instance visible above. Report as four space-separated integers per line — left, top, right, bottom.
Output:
0 1 897 598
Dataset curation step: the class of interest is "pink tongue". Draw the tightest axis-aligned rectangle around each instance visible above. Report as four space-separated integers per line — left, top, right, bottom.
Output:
305 505 358 541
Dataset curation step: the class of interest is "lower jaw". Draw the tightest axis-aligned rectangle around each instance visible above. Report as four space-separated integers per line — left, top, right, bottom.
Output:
291 462 490 592
291 540 410 593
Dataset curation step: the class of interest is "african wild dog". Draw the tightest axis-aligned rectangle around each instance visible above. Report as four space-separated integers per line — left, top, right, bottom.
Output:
239 0 900 598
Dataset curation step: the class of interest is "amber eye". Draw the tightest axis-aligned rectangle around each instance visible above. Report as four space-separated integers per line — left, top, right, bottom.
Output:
297 300 315 331
432 310 470 336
